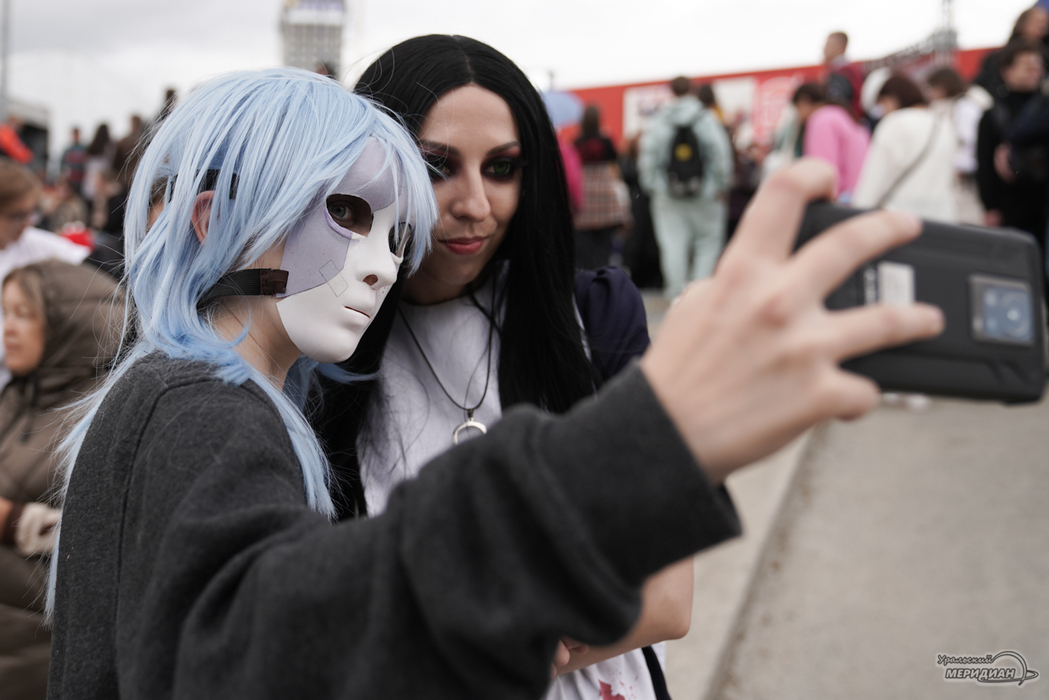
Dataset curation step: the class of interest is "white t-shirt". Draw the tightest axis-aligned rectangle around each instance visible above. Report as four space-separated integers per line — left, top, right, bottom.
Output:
359 275 662 700
0 226 90 385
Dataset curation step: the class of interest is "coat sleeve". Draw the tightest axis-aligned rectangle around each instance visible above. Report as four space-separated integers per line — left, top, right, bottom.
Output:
975 109 1003 212
60 369 739 700
1006 94 1049 147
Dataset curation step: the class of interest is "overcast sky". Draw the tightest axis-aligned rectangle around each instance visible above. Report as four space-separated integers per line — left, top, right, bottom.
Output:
4 0 1038 156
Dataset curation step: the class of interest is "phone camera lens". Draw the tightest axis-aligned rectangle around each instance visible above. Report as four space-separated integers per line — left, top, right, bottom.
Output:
979 284 1032 343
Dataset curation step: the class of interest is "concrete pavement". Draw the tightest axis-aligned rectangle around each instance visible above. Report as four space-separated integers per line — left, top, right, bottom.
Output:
642 290 1049 699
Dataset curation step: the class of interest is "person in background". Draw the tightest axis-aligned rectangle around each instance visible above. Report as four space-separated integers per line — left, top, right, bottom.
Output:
1003 65 1049 281
39 174 88 234
975 6 1049 98
80 124 112 216
573 105 630 269
111 115 145 194
925 67 992 225
977 39 1047 251
620 135 662 289
695 83 724 124
0 260 123 700
853 73 958 222
823 31 866 121
791 82 870 202
0 160 88 386
639 76 732 298
0 116 33 166
154 89 178 125
58 128 87 197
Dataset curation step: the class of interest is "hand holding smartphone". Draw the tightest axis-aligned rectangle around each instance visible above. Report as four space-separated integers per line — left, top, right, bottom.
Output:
797 203 1046 403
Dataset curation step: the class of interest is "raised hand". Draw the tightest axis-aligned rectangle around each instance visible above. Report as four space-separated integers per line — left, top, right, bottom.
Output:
641 159 945 483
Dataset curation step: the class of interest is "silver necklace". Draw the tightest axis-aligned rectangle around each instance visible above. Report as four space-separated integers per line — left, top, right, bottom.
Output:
397 287 496 446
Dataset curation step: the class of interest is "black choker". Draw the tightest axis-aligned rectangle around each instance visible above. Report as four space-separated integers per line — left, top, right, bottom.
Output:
198 269 289 308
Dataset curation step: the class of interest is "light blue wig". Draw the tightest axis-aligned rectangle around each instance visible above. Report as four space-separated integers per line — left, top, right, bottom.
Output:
55 68 437 536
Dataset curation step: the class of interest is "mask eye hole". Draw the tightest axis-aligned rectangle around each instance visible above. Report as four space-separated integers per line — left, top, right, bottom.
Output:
326 195 372 235
390 222 412 259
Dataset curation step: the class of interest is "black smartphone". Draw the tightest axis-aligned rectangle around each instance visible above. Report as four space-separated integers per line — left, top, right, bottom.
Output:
796 203 1046 404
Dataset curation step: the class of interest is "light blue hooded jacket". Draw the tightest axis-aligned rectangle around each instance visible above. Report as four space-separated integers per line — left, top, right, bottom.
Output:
638 94 733 199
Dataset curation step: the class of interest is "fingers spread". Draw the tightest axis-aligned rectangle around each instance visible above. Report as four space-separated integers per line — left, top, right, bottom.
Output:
724 159 838 264
789 209 922 302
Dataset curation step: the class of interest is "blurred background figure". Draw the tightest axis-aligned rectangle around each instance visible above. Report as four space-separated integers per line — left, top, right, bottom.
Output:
111 114 145 194
853 73 958 222
823 31 866 121
639 76 732 298
39 174 88 233
313 60 337 79
975 5 1049 97
80 123 113 220
0 160 89 384
1002 66 1049 282
154 88 178 125
791 82 870 201
925 67 993 225
0 117 33 166
727 131 764 243
58 127 87 197
0 260 124 700
573 105 631 269
695 83 724 124
619 135 662 289
977 38 1047 255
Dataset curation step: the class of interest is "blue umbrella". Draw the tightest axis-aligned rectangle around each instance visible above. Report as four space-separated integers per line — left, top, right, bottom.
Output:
541 90 584 129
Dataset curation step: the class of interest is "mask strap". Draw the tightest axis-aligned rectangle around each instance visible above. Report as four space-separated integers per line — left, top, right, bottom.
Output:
198 269 289 309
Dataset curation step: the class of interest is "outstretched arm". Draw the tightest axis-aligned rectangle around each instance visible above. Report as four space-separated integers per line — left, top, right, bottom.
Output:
556 556 693 675
641 158 943 483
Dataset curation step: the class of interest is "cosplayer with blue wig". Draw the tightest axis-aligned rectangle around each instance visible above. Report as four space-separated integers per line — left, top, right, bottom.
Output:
41 62 944 700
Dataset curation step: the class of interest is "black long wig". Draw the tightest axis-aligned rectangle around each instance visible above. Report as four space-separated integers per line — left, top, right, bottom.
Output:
314 35 602 518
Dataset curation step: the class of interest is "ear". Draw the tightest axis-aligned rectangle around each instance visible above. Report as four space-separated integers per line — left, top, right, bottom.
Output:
191 191 215 244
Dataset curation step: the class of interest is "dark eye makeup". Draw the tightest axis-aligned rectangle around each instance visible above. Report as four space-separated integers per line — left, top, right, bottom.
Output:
420 149 527 184
483 156 526 180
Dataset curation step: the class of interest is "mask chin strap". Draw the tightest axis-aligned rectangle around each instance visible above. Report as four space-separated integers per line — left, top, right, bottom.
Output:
198 269 289 309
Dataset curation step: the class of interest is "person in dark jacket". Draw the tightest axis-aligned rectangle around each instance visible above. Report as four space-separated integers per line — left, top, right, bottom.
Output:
45 65 944 700
976 39 1047 246
974 6 1049 98
0 260 123 700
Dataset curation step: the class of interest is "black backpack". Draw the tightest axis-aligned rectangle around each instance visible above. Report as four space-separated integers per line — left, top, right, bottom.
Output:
666 124 704 197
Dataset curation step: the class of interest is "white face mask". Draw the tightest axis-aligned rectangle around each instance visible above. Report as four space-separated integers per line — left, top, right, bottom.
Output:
276 140 411 363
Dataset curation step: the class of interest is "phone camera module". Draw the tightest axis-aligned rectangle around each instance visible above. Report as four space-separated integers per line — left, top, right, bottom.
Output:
970 274 1034 345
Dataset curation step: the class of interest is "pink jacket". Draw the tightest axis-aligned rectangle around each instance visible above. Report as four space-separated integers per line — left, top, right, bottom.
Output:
803 105 869 199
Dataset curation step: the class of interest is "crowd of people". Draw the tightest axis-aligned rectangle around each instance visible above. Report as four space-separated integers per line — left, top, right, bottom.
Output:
561 9 1049 304
0 7 1041 700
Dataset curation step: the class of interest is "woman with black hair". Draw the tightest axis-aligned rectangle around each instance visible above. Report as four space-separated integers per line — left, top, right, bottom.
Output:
317 34 693 700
